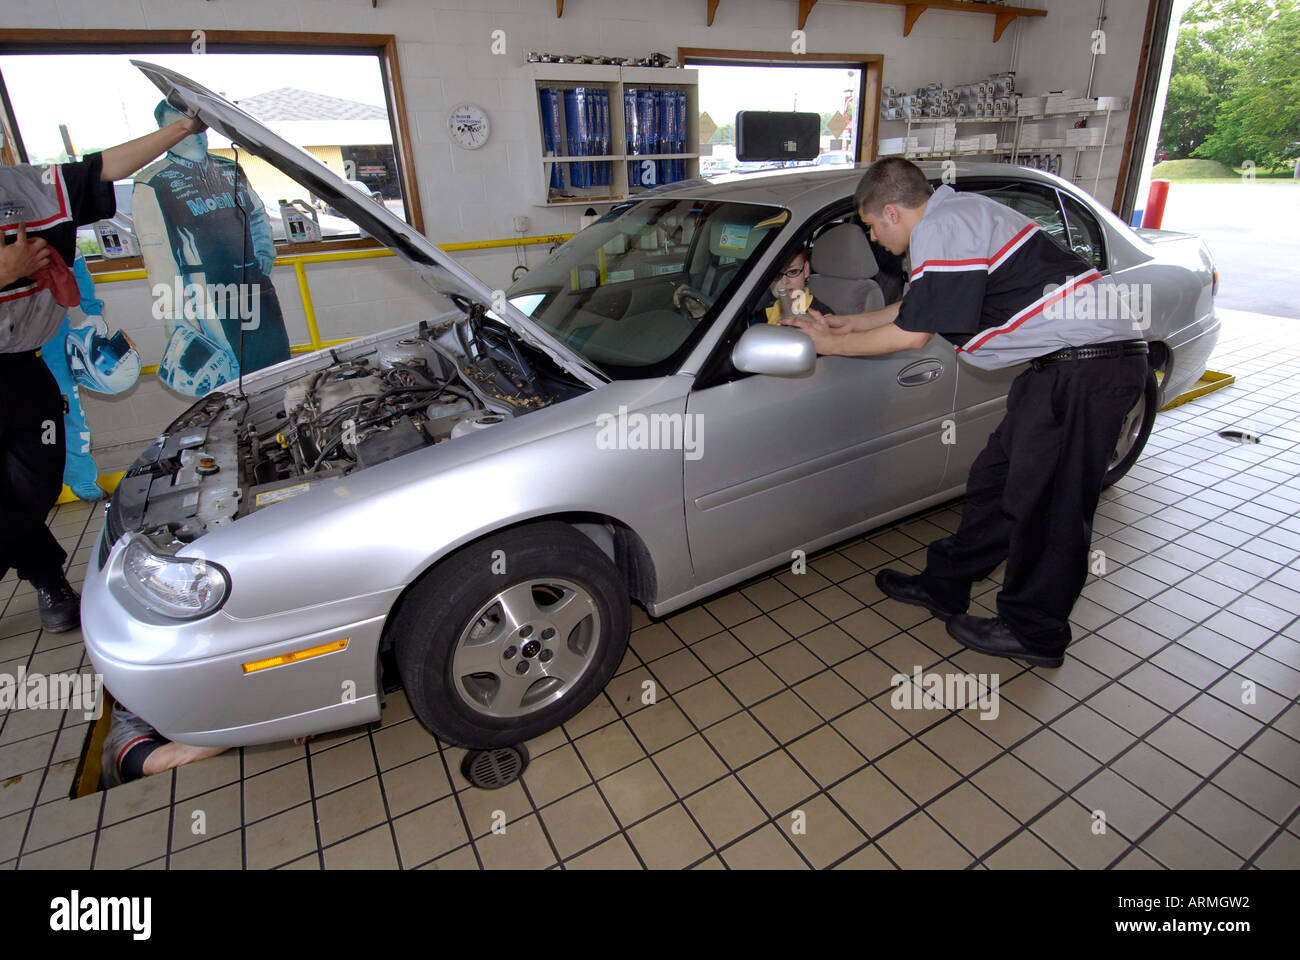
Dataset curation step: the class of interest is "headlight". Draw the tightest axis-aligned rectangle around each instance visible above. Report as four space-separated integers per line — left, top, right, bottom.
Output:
121 535 230 619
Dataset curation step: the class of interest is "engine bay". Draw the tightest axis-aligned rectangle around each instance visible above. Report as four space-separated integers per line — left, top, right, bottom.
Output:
107 314 589 550
265 339 486 480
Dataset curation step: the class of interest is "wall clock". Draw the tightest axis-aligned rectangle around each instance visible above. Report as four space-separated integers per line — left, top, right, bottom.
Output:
448 103 490 150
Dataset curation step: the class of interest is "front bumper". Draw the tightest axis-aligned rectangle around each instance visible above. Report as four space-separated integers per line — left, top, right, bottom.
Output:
82 527 387 747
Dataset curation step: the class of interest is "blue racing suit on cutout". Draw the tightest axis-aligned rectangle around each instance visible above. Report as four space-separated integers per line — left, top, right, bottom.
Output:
41 254 107 501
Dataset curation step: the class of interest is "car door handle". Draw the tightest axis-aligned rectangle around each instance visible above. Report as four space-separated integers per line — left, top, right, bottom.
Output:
897 359 945 386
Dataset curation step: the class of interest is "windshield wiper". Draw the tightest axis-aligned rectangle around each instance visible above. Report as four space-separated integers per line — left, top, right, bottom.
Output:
453 291 608 388
481 319 538 391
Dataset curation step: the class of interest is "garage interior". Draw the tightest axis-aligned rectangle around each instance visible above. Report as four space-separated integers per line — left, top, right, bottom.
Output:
1 0 1297 872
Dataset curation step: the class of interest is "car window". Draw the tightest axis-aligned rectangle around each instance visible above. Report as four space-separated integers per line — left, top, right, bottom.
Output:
1059 191 1107 271
962 181 1068 249
696 201 858 390
505 198 785 377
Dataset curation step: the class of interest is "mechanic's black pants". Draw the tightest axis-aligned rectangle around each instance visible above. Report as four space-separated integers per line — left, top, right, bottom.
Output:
0 350 68 586
918 354 1149 655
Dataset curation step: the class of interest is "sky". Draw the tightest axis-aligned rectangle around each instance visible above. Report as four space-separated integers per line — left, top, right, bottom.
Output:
1 52 388 162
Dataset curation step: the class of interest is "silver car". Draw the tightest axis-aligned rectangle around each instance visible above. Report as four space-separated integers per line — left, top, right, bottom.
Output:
82 63 1220 749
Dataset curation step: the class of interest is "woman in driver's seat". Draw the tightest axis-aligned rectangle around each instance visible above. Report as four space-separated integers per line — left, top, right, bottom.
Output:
749 244 833 326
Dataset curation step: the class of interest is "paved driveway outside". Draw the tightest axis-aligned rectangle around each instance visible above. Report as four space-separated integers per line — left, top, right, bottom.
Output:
1159 181 1299 319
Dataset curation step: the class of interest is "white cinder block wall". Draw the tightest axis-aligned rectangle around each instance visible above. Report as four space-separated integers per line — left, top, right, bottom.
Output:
3 0 1147 452
1012 0 1148 207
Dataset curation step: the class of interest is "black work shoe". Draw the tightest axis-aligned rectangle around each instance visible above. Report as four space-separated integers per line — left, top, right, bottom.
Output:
946 615 1064 668
875 569 965 621
36 577 81 633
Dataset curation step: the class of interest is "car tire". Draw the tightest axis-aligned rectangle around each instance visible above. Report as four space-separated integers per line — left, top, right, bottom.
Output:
392 522 630 748
1102 370 1158 488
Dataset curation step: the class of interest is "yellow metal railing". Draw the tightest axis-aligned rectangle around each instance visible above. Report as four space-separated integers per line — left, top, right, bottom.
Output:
93 233 574 374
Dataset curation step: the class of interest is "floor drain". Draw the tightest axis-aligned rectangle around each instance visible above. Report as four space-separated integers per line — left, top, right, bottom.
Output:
461 744 529 789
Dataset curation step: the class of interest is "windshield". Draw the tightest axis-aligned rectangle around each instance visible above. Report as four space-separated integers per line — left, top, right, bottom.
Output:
505 198 785 377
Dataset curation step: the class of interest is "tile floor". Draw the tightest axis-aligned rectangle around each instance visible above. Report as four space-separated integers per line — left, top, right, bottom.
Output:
1 308 1298 870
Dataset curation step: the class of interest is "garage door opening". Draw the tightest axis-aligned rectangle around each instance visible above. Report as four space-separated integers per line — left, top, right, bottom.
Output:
1133 0 1300 321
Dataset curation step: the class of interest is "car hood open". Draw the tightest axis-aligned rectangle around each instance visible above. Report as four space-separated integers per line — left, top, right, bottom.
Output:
132 60 606 389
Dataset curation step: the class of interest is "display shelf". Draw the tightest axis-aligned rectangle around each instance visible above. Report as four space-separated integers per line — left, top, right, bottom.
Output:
878 102 1124 195
701 0 1048 40
898 115 1019 123
542 153 702 162
1017 108 1129 121
898 151 1008 159
846 0 1047 40
537 196 625 206
530 63 699 206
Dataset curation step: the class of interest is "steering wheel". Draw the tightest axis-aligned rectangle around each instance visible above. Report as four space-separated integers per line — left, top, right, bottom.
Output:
672 283 714 323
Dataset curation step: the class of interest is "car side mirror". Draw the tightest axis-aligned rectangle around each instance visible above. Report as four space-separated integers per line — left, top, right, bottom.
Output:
731 323 817 377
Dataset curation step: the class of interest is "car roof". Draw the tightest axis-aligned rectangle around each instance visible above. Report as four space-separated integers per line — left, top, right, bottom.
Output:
646 161 1081 215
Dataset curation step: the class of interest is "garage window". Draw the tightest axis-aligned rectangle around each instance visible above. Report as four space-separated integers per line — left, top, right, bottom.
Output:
679 47 883 164
0 30 423 265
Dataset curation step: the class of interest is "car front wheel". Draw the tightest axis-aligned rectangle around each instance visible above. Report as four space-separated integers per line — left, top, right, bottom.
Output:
392 522 630 748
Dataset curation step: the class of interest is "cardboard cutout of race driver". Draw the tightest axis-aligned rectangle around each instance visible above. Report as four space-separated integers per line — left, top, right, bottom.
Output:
133 98 289 396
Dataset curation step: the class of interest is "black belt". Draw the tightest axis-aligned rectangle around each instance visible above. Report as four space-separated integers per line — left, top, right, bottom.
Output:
1031 340 1147 371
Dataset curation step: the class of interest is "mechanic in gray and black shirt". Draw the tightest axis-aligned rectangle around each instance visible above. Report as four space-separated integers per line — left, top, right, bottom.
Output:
1 112 205 631
786 157 1149 667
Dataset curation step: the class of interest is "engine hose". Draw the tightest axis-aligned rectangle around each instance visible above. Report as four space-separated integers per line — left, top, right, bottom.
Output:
316 397 382 425
308 409 415 471
383 365 442 389
308 439 341 471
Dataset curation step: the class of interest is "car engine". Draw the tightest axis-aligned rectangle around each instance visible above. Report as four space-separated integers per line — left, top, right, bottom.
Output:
105 321 566 550
269 340 482 478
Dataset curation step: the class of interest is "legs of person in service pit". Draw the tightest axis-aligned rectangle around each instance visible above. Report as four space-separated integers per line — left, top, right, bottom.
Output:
880 356 1148 667
101 701 229 788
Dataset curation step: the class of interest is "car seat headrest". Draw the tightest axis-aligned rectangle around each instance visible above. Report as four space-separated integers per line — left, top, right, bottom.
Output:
810 223 878 279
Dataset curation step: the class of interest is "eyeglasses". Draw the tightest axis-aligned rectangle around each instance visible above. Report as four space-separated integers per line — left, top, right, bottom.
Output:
781 263 807 279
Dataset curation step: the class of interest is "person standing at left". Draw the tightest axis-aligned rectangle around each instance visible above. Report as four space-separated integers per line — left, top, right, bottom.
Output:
1 111 206 631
